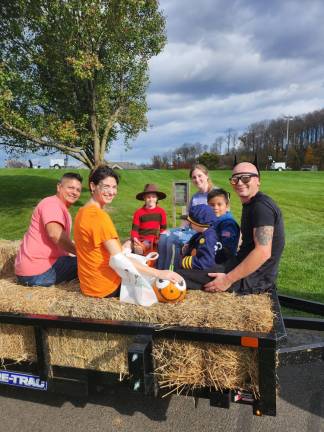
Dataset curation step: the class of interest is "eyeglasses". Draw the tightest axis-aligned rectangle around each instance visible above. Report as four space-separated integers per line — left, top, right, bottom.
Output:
229 174 259 185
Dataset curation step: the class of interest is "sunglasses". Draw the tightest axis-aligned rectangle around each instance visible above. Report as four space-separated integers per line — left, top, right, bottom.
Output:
229 173 259 185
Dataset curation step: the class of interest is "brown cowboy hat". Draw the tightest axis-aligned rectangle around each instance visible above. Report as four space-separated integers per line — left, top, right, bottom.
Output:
136 183 167 201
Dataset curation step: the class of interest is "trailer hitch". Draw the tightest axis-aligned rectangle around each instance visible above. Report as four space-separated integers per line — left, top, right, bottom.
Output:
128 335 154 395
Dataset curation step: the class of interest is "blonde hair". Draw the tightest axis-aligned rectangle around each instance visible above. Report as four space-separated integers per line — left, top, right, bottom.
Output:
189 163 213 192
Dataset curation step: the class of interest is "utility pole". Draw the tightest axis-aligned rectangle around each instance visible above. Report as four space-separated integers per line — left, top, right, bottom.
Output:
284 115 293 163
226 128 232 154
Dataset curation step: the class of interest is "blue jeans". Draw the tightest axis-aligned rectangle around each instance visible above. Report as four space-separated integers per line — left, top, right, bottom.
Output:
157 228 195 270
16 256 77 287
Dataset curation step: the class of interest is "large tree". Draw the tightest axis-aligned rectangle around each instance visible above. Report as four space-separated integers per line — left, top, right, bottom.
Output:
0 0 166 168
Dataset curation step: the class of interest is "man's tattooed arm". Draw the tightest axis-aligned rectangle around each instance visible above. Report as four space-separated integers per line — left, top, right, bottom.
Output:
255 226 274 245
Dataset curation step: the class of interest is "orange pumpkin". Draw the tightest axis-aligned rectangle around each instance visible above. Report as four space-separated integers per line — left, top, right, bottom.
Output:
153 278 186 303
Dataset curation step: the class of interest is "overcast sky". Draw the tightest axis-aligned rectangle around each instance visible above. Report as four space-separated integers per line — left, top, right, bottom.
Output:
2 0 324 166
108 0 324 164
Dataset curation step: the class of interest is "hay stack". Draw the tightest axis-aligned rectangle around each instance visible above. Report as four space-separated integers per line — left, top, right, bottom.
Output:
0 240 274 394
153 340 259 396
0 324 36 363
0 275 273 395
0 278 273 331
48 329 131 374
0 240 20 277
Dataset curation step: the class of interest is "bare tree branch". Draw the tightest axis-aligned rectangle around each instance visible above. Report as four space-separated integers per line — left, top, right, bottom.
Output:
2 121 92 167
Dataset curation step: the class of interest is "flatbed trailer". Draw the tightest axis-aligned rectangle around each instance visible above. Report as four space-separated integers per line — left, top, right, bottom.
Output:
0 290 323 417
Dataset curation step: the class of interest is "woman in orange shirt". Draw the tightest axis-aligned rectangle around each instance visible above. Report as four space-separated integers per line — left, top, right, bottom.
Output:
74 165 183 298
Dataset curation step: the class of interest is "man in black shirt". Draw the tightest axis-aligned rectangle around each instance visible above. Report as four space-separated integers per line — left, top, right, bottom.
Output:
204 162 285 294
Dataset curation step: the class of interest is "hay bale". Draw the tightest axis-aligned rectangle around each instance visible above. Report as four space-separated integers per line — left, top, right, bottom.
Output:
0 276 273 334
153 339 259 396
48 329 131 373
0 324 36 363
0 276 274 392
0 240 20 277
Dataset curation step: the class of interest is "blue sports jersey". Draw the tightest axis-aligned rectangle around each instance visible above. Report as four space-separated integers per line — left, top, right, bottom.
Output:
180 212 240 270
212 212 240 263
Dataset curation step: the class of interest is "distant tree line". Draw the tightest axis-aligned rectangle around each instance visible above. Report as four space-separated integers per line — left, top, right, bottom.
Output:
238 108 324 170
150 140 232 170
150 108 324 170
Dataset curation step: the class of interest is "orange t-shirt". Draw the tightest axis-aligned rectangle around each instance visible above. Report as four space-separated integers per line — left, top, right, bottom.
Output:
74 205 121 297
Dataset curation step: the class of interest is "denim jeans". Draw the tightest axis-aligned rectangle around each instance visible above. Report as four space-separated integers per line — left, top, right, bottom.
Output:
157 227 195 270
16 256 77 287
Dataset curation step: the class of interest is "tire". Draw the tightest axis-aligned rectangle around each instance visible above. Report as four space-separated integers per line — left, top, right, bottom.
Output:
278 167 282 171
53 164 61 169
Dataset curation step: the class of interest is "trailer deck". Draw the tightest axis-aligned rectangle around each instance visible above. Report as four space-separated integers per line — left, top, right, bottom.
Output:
0 290 322 417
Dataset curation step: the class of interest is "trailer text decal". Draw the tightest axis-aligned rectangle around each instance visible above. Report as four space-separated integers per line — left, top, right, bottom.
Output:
0 371 48 390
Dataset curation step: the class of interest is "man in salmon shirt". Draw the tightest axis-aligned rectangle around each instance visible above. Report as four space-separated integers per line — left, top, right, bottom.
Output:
15 172 82 286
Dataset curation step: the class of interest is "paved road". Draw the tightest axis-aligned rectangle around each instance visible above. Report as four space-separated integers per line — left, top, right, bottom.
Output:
0 331 323 432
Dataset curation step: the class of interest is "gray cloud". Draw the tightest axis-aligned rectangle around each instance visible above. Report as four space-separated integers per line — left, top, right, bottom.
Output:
247 0 324 60
116 0 324 163
2 0 324 166
150 0 324 97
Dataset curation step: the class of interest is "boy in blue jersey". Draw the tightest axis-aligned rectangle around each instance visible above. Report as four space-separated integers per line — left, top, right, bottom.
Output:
207 188 240 264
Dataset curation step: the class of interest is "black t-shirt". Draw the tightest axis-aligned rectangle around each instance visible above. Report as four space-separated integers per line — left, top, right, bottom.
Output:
236 191 285 294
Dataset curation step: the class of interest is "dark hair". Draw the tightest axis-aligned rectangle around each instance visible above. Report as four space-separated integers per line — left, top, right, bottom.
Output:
207 188 230 204
59 172 83 183
189 163 213 192
88 165 119 189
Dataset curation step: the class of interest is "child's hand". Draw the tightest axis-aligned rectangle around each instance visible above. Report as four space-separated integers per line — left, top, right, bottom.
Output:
122 239 132 252
133 238 144 255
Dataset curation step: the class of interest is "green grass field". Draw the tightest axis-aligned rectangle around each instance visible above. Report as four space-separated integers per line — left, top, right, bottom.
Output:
1 168 323 304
